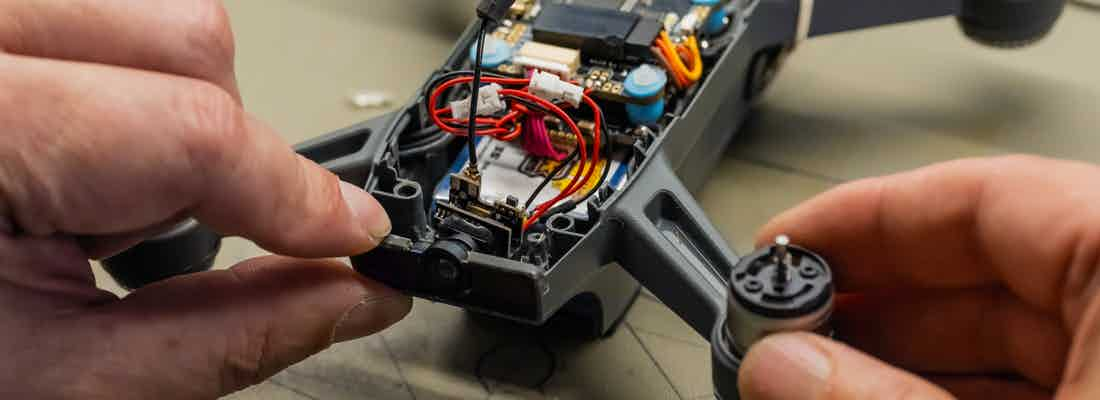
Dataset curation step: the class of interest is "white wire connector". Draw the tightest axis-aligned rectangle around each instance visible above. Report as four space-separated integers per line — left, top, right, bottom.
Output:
528 71 583 107
450 83 506 120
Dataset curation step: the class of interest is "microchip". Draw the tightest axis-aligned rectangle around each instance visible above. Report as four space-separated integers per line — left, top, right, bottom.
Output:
533 4 641 61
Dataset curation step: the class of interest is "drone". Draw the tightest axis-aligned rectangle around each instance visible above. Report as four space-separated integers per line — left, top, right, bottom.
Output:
104 1 1065 398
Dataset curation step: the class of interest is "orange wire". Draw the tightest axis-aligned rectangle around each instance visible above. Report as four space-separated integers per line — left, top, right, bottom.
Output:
655 31 703 89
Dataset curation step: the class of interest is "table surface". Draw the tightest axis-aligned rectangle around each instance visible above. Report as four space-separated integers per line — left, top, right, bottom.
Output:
90 2 1100 399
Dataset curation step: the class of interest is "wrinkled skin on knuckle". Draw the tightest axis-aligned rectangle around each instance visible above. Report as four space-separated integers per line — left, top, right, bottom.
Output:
0 67 64 236
177 0 237 82
173 81 249 184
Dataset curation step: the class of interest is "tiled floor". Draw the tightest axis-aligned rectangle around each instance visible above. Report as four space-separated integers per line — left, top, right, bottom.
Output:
91 2 1100 399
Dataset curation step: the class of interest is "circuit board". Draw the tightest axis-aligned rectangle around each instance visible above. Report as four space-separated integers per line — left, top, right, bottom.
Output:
402 0 732 259
490 0 719 101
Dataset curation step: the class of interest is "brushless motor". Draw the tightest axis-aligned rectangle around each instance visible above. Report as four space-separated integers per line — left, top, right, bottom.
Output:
725 235 834 355
712 235 834 399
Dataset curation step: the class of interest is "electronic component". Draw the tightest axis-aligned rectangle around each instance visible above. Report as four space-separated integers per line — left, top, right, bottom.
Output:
696 0 731 34
545 118 596 151
435 138 627 221
533 3 659 61
626 17 664 57
581 68 627 102
724 235 834 357
623 64 669 124
514 41 581 78
508 0 536 19
675 4 713 35
528 71 583 106
492 22 529 45
468 36 514 68
450 83 506 120
477 0 518 22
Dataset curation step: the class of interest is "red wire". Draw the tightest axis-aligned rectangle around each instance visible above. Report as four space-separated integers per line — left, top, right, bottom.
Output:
428 75 604 232
498 89 588 218
523 93 602 230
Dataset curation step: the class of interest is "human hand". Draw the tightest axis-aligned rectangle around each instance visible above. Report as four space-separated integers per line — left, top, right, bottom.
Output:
739 155 1100 399
0 1 409 399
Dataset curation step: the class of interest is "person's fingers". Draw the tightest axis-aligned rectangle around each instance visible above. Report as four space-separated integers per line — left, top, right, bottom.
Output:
757 156 1100 324
739 332 955 400
0 53 389 257
0 0 241 99
74 256 411 399
929 376 1050 400
77 216 191 260
1057 295 1100 399
0 233 116 308
835 289 1068 388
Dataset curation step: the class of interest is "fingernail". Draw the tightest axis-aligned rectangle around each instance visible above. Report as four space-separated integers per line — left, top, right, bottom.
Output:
740 334 832 400
333 294 412 342
339 181 392 243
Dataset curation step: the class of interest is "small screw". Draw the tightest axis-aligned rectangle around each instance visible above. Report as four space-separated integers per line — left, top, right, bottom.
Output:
745 279 763 293
800 266 819 278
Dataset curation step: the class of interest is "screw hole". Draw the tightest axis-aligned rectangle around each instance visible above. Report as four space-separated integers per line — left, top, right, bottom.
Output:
395 182 420 198
549 215 574 231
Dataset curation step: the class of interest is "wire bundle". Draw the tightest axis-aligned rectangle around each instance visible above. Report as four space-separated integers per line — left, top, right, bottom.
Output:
427 74 604 231
522 114 565 161
653 31 703 89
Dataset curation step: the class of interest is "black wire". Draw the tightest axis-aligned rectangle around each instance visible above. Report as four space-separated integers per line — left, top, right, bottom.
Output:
533 108 613 221
522 101 614 214
466 18 490 171
523 150 579 211
571 150 613 206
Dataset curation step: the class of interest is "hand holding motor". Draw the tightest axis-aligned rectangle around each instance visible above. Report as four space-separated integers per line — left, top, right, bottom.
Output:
740 156 1100 399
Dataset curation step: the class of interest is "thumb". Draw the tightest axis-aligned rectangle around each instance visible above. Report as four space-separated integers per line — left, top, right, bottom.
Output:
85 256 411 399
738 333 954 400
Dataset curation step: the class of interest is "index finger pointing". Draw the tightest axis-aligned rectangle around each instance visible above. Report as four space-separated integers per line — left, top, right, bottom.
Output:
757 155 1100 319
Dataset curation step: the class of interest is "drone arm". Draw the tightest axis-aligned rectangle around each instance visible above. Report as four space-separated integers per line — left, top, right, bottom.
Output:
802 0 1067 46
607 153 738 339
805 0 961 37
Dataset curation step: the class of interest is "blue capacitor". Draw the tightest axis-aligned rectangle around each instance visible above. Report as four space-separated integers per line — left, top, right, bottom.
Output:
693 0 730 35
623 64 668 125
468 36 512 68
